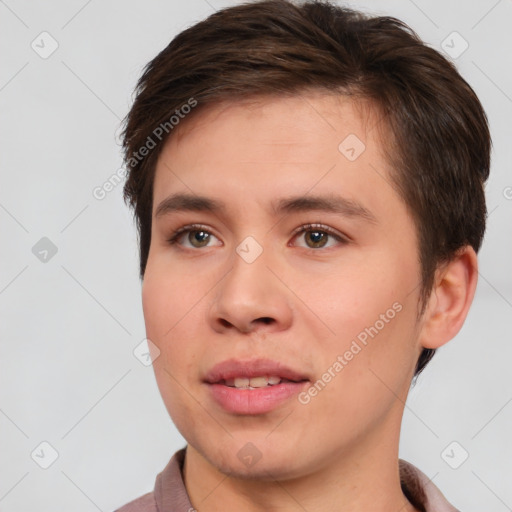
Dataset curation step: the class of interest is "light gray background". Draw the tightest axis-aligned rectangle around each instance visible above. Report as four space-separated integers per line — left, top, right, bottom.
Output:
1 0 511 511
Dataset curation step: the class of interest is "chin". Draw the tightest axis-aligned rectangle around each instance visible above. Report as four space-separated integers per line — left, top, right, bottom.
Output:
199 441 307 482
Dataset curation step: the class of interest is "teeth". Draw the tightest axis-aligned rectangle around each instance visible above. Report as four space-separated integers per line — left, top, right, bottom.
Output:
234 377 250 388
225 376 283 388
268 376 281 385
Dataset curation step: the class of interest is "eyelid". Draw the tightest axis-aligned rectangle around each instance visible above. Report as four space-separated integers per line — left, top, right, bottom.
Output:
170 223 212 237
289 223 350 245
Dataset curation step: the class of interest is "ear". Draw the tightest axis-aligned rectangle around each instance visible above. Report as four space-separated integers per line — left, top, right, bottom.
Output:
419 246 478 350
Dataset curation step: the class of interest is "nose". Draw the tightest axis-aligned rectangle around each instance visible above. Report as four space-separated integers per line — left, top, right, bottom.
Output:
208 248 293 335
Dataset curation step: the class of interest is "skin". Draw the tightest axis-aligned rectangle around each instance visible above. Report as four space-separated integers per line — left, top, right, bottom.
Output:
142 92 478 512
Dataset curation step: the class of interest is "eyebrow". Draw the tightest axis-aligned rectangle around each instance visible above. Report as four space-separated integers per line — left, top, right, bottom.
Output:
154 192 377 224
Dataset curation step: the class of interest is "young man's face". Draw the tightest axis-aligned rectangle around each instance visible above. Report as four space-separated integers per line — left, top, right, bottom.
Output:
143 93 426 479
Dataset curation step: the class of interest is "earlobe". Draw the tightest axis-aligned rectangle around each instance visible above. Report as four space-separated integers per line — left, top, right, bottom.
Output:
419 246 479 350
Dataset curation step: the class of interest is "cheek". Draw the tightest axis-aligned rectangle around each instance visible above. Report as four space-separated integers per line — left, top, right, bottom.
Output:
302 304 419 445
291 257 399 334
142 272 192 373
142 274 204 426
306 254 419 396
142 261 197 340
141 276 169 342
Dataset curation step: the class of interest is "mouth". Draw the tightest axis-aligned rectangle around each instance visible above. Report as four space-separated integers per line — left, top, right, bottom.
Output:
204 357 310 384
204 358 310 415
222 376 300 388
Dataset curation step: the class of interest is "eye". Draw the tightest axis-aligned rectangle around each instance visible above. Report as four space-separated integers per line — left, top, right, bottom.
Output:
291 223 348 249
167 224 222 249
167 223 348 251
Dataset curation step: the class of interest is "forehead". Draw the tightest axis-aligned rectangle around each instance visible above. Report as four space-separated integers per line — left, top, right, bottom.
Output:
168 92 379 152
152 93 399 221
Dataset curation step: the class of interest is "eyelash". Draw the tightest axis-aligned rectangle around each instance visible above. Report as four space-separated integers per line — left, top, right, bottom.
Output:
166 223 349 250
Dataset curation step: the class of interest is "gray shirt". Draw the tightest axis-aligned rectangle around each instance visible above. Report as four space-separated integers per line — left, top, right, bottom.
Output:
115 448 459 512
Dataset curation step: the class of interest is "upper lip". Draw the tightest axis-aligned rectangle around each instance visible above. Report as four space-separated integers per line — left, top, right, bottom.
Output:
204 358 310 384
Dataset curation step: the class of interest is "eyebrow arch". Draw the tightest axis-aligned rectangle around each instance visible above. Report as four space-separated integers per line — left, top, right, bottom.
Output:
272 195 377 224
154 192 377 224
155 193 224 218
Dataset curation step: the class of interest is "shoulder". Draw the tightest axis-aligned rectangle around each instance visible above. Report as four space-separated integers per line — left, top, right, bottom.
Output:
114 491 157 512
113 448 188 512
399 459 460 512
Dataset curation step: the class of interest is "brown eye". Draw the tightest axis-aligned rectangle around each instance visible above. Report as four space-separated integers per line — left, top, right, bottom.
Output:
304 230 329 248
292 223 347 250
167 225 222 249
187 230 211 248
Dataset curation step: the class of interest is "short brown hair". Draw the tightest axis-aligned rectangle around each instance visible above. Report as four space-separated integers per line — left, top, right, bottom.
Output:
121 0 491 378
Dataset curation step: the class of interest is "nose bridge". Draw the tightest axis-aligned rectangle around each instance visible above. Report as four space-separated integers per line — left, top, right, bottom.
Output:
209 236 292 333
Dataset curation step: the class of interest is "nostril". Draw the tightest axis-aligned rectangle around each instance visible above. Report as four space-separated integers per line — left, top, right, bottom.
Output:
216 316 274 331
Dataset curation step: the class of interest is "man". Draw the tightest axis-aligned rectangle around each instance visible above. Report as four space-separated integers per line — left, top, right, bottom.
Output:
116 1 490 510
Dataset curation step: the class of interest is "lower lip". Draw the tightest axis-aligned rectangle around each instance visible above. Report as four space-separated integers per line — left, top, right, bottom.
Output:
207 381 309 415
